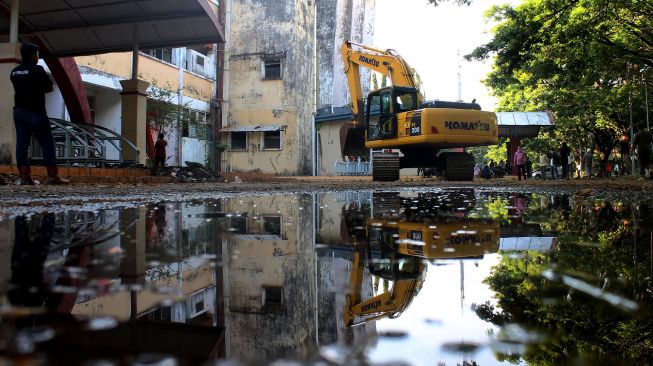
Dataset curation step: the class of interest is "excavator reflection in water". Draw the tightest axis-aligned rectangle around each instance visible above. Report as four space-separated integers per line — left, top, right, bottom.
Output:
343 191 499 327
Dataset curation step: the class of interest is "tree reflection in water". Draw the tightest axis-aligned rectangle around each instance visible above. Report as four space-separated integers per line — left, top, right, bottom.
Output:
475 197 653 365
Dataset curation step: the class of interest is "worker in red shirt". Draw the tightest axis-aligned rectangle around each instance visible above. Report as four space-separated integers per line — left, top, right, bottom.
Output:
153 133 167 174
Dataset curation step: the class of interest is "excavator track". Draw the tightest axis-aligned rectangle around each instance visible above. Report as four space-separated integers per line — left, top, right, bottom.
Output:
372 152 400 182
444 152 474 181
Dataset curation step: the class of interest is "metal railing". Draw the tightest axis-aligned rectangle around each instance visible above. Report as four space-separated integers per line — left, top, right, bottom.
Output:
334 159 370 176
30 118 140 166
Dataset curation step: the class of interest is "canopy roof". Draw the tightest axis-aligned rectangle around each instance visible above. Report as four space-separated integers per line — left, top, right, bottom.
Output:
220 124 286 133
0 0 224 57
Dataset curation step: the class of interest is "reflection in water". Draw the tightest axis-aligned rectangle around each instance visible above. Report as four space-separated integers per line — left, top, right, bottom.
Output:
8 214 54 307
0 190 651 365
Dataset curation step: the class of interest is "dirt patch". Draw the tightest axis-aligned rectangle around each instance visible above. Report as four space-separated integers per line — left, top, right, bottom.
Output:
0 175 652 217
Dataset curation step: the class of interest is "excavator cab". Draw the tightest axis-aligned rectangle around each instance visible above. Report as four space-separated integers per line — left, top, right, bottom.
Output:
366 86 419 140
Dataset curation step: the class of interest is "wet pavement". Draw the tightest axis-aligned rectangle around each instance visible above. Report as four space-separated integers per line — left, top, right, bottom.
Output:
1 188 652 365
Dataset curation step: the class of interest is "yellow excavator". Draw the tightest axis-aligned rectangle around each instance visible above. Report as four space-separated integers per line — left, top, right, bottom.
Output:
343 215 500 327
341 40 499 181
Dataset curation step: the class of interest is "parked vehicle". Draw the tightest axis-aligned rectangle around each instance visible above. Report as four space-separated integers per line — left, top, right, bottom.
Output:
532 165 566 179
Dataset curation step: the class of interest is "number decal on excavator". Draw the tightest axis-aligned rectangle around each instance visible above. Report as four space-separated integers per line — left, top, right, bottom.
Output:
410 120 421 136
411 230 423 241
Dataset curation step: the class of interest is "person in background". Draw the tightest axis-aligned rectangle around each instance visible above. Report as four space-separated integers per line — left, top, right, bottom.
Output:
568 150 575 178
632 128 653 179
153 132 168 174
550 151 560 179
513 146 528 181
10 43 69 185
539 152 549 179
473 163 481 178
560 142 570 179
481 162 492 179
525 154 533 178
583 148 594 178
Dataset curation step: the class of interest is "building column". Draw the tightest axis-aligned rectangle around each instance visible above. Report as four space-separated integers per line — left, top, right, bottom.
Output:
120 79 149 165
119 206 147 285
507 137 522 175
0 43 21 165
0 220 15 296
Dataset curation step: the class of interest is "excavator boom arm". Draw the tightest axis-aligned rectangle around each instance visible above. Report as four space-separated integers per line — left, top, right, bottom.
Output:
342 40 423 124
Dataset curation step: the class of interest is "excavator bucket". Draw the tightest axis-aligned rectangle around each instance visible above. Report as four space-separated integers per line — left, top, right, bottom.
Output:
340 125 368 159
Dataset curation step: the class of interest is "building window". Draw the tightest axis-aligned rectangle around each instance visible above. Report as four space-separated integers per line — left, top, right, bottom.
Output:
262 130 281 150
229 216 247 234
261 216 282 236
144 48 173 64
262 286 283 306
263 58 282 80
230 132 247 150
140 306 172 322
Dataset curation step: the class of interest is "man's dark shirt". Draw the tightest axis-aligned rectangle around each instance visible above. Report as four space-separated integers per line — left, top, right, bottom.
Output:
10 62 53 115
155 139 168 158
634 130 653 152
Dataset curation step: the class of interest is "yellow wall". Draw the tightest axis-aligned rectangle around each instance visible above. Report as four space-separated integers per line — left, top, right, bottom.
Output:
317 122 346 176
76 53 132 79
75 53 214 102
183 71 214 101
71 264 214 320
224 0 316 176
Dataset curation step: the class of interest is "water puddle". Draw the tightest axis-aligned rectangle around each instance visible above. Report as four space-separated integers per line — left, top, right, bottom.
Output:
0 189 652 365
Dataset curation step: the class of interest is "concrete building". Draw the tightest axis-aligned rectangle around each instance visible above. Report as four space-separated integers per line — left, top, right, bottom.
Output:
221 194 317 362
0 1 225 170
34 46 221 168
220 0 376 175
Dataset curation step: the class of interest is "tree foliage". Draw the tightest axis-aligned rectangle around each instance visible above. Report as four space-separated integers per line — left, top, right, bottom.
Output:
468 0 653 170
146 80 194 136
476 197 653 364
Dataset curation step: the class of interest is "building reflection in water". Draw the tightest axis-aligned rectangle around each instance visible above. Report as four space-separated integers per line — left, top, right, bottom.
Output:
2 190 649 364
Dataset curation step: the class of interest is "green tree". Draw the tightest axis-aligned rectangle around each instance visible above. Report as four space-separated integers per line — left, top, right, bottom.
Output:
146 80 195 136
468 0 653 172
476 199 653 364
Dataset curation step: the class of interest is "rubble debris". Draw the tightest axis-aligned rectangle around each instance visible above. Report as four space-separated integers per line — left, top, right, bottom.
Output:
153 161 223 183
0 174 11 185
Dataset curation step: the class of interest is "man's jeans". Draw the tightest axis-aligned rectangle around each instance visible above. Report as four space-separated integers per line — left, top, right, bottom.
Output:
13 108 56 166
551 164 559 179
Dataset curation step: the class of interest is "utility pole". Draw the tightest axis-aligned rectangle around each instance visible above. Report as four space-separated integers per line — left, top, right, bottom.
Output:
645 75 650 130
630 64 636 176
457 50 463 103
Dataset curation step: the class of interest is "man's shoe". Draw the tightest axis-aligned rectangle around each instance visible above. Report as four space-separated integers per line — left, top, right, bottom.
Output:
46 166 70 185
17 166 34 185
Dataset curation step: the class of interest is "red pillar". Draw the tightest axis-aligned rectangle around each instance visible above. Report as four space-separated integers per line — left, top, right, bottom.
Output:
43 56 92 124
507 137 522 175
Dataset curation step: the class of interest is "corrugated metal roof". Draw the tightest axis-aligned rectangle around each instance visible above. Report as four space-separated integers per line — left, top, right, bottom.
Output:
0 0 224 57
499 237 557 252
220 124 284 132
495 111 554 126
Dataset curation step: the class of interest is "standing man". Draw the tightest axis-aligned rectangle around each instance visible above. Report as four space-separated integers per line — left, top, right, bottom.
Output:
513 146 527 181
632 128 653 178
583 148 593 178
539 152 549 179
559 142 570 179
10 43 69 185
153 132 168 174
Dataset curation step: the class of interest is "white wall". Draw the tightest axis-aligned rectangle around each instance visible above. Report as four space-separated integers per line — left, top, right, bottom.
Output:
91 89 122 161
182 138 210 166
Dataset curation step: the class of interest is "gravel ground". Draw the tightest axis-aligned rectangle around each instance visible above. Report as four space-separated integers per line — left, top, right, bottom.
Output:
1 176 653 218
